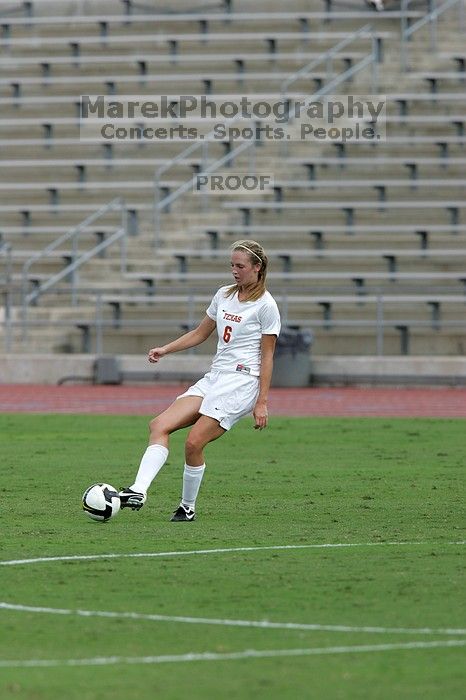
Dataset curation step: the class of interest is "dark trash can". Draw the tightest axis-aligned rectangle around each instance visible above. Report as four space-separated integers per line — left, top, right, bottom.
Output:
94 355 122 385
271 328 313 387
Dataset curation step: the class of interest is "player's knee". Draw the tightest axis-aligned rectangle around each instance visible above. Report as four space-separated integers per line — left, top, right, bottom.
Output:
185 433 204 454
149 415 164 436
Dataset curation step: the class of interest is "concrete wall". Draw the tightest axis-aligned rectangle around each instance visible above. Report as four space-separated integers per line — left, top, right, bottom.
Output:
0 354 210 385
311 356 466 387
0 354 465 386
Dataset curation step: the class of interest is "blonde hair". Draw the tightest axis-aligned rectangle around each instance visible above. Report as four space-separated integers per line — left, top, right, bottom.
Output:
225 239 268 302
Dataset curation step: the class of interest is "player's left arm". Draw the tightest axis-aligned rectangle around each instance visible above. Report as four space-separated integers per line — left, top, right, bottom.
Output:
253 334 277 430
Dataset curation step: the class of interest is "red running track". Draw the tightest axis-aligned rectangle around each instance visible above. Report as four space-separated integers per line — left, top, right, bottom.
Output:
0 384 465 417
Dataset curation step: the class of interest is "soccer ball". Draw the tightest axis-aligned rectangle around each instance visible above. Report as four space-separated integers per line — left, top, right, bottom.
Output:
82 483 120 522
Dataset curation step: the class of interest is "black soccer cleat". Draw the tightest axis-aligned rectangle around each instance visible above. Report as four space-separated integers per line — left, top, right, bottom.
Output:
170 504 196 522
119 487 146 511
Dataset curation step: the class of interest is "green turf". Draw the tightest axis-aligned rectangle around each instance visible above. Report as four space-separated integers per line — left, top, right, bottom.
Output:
0 414 465 700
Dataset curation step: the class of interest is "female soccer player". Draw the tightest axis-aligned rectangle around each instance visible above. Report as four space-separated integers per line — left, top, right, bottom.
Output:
119 239 281 521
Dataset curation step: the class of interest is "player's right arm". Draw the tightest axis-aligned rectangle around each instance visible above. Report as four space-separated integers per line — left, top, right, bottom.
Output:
148 315 217 363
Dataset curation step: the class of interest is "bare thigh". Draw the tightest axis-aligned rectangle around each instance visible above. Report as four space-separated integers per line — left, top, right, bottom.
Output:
149 396 203 446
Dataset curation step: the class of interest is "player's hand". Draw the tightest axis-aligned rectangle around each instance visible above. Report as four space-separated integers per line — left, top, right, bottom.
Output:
148 347 166 363
253 401 268 430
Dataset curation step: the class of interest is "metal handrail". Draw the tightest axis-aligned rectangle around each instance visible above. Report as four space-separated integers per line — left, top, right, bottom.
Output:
152 110 260 245
278 27 380 159
0 242 13 352
153 24 379 247
281 24 376 93
3 289 465 355
153 137 253 247
401 0 465 71
279 24 381 137
20 197 129 338
0 241 12 286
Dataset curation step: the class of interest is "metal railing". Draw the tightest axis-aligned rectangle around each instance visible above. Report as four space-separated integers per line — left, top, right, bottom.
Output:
20 197 129 339
401 0 465 71
0 242 13 352
153 23 380 247
3 287 465 356
281 23 381 98
278 23 381 157
0 241 12 285
153 136 255 247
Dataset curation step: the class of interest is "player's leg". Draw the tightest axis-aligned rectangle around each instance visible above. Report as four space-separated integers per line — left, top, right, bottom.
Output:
185 414 226 465
120 397 202 510
148 396 203 447
171 416 225 521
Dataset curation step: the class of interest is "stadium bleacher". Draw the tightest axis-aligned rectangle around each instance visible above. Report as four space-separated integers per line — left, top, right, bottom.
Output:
1 0 465 364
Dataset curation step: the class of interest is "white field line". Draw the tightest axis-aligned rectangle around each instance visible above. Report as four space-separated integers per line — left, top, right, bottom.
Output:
0 640 465 669
1 540 465 567
1 601 465 636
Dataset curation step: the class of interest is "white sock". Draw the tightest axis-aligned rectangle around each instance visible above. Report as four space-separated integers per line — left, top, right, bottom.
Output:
131 444 169 494
181 463 205 510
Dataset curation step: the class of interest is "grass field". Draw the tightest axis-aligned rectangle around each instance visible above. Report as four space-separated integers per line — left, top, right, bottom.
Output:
0 414 465 700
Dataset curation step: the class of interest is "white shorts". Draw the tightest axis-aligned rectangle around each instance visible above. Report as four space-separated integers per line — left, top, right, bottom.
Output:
177 370 259 430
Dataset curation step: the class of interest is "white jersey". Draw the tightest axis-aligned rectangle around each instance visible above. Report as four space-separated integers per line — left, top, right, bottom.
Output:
206 286 281 377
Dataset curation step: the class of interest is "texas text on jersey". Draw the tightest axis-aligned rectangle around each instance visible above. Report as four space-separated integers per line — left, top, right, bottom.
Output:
206 286 281 377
